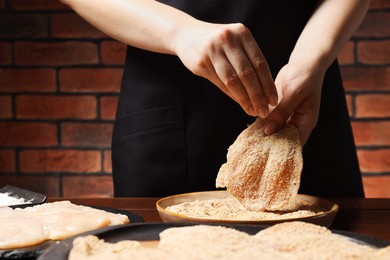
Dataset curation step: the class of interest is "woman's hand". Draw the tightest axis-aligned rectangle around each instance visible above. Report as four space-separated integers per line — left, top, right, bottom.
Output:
264 61 325 146
173 22 278 118
261 0 370 146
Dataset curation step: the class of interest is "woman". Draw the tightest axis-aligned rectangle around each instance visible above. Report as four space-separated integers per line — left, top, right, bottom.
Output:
61 0 369 197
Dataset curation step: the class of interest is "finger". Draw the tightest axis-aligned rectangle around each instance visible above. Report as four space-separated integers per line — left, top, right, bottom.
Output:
264 92 298 136
218 27 269 117
210 51 257 116
289 109 318 146
239 27 278 106
223 46 269 118
202 57 257 116
288 112 309 146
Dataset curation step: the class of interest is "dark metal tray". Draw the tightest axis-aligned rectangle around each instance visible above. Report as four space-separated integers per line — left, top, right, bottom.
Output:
0 206 144 260
38 222 390 260
0 185 46 208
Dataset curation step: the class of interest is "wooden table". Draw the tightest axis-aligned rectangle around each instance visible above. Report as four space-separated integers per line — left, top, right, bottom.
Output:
48 197 390 243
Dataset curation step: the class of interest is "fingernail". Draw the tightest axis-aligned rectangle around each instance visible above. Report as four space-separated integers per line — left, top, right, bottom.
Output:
257 106 268 118
269 94 278 106
247 106 257 116
265 121 278 135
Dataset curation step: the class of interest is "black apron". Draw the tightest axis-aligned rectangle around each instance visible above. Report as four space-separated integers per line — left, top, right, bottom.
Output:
112 0 364 198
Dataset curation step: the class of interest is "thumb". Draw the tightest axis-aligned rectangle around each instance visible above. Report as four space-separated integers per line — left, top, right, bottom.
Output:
264 94 297 136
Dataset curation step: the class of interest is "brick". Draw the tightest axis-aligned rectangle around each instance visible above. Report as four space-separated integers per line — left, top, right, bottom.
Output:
358 149 390 173
0 14 48 39
103 150 112 173
0 122 57 147
345 94 354 117
352 121 390 146
14 41 98 66
0 175 59 197
16 95 97 119
11 0 69 10
60 68 122 93
0 95 12 118
357 40 390 65
61 123 113 147
362 176 390 198
0 68 56 93
0 149 15 172
51 13 106 38
100 41 127 65
355 94 390 118
100 95 118 119
0 42 11 64
338 41 354 65
341 67 390 91
369 0 390 10
62 175 113 197
354 12 390 38
19 149 101 173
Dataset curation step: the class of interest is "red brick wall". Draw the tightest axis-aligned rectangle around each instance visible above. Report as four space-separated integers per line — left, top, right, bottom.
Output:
337 0 390 197
0 0 389 198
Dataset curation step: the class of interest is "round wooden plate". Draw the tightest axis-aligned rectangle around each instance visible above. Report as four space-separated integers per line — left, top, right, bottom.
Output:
156 190 339 227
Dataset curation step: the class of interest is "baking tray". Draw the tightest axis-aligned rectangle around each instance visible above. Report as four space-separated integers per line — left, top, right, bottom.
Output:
0 207 144 260
37 222 390 259
0 185 46 208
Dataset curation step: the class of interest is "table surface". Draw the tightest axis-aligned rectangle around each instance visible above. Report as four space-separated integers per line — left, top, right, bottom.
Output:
48 197 390 242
